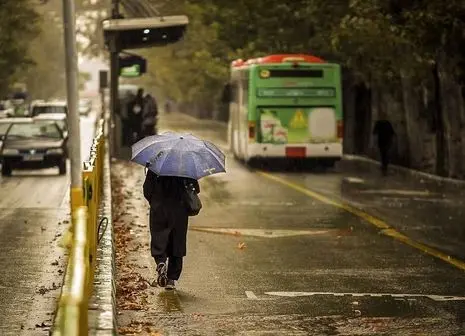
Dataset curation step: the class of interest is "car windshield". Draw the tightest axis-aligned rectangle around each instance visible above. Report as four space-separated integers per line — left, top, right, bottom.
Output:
32 106 67 116
56 120 66 130
0 123 11 136
6 122 62 139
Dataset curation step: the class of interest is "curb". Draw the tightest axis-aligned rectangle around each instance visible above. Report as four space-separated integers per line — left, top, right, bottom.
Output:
88 122 118 335
342 154 465 187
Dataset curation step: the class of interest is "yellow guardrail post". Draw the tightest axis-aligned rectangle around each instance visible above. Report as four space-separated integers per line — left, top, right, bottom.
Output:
54 206 89 336
52 117 108 335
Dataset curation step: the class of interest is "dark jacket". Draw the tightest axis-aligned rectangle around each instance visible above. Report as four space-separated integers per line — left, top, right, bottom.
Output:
373 120 395 147
127 95 144 131
143 170 200 257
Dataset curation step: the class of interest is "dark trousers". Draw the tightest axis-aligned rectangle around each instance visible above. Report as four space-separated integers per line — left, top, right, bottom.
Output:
378 142 391 174
154 255 183 280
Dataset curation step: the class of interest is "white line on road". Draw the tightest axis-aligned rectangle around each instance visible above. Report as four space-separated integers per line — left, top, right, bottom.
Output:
245 291 258 300
358 189 433 196
261 292 465 301
344 177 365 184
190 227 333 238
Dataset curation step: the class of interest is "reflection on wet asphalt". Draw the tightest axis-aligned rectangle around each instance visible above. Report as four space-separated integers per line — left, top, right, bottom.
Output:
113 112 465 335
0 113 96 335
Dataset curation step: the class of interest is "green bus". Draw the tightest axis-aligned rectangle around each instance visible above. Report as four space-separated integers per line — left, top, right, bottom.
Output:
227 54 343 166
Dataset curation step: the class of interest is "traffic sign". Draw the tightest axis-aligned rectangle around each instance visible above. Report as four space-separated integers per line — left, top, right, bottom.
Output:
120 64 141 77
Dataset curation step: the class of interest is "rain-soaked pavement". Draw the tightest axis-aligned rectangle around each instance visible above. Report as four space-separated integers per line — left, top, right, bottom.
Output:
0 111 97 335
114 112 465 336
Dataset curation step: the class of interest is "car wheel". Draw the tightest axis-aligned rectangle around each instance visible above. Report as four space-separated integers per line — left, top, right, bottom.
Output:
58 160 67 175
1 163 12 176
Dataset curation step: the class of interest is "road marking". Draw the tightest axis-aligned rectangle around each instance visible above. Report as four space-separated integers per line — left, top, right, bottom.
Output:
359 189 433 196
344 177 365 184
258 172 465 272
190 227 333 238
262 291 465 301
245 291 258 300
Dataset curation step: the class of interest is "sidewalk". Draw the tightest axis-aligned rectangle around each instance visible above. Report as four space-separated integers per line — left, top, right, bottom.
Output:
111 161 163 335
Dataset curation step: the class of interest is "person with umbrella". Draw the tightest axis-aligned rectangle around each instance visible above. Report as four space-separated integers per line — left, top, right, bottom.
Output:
132 132 226 290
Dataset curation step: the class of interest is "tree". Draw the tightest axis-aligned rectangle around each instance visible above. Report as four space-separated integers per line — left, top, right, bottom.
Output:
0 0 40 96
16 7 66 99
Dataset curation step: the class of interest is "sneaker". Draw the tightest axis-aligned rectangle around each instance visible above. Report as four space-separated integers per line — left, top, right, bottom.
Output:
156 263 168 287
156 262 167 275
165 279 176 290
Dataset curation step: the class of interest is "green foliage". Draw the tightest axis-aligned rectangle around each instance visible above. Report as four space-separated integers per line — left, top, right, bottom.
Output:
0 0 40 96
16 8 66 99
115 0 465 111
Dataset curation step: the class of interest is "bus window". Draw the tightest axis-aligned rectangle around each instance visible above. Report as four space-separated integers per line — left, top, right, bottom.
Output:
263 69 324 78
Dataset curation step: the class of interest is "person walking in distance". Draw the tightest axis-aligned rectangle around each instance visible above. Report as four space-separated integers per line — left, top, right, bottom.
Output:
143 170 200 290
142 93 158 136
127 88 145 143
373 116 395 176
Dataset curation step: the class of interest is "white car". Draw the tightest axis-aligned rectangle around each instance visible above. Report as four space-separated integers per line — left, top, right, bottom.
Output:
31 101 68 117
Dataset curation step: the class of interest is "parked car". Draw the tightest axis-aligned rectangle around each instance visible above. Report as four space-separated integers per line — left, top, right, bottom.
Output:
31 101 67 117
0 119 68 176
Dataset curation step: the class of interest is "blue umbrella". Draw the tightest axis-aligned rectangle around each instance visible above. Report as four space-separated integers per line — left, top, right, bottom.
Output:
131 131 226 180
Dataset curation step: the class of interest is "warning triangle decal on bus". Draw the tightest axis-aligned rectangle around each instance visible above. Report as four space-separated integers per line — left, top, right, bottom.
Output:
290 109 307 128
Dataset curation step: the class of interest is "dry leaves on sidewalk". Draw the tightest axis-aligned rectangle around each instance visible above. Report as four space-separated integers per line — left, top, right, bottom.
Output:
118 320 162 335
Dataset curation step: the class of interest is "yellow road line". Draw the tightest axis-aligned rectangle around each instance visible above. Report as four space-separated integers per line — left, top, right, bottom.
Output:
258 171 465 272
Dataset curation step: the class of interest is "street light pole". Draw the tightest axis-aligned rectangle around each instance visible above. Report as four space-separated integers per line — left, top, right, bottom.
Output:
62 0 82 208
109 0 121 158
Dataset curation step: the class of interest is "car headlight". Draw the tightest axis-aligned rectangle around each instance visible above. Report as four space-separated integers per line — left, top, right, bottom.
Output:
47 148 63 155
2 148 19 155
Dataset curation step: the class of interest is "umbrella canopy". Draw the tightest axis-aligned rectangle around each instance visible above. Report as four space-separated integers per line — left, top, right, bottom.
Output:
131 131 226 180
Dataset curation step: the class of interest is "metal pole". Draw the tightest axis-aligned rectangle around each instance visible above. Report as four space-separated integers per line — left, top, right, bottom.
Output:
62 0 82 209
109 0 121 158
110 52 119 158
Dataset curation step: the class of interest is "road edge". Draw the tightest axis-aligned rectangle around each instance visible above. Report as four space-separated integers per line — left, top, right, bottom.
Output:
88 124 118 335
342 154 465 186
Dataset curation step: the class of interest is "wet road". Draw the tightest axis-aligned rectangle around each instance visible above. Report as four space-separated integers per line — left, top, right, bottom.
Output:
0 111 97 335
116 112 465 335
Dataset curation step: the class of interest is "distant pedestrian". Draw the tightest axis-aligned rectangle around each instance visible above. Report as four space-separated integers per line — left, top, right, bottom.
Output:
142 93 158 136
143 170 200 290
164 98 174 114
127 88 145 143
373 117 395 175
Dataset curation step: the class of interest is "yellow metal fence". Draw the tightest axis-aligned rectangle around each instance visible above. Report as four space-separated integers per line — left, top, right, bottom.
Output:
52 118 106 336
